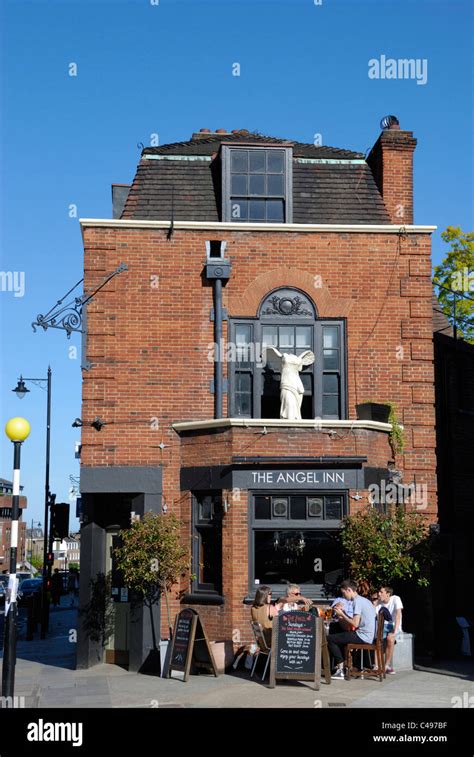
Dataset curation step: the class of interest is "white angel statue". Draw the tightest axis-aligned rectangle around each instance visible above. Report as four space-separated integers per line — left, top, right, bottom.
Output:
265 346 315 420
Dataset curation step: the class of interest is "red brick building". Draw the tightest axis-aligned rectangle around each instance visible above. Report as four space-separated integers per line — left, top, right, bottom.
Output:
0 482 27 573
78 120 437 671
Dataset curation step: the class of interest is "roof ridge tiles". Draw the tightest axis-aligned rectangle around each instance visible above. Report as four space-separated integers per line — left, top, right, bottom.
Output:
141 133 364 159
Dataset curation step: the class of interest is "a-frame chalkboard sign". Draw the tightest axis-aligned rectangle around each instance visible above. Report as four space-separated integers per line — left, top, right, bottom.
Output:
269 611 331 690
168 608 218 682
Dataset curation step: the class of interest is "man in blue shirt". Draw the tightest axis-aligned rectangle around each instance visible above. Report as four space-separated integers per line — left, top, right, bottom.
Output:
327 579 377 679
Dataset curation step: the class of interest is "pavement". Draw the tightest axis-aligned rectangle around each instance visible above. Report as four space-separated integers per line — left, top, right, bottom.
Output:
1 604 474 709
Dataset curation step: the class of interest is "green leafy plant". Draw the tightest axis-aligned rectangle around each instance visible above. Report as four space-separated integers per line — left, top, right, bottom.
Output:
341 506 430 594
387 402 405 457
30 556 43 572
79 571 115 649
433 226 474 343
114 512 191 645
360 399 405 456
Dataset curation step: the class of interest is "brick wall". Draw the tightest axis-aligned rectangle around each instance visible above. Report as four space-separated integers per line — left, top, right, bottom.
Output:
81 225 437 642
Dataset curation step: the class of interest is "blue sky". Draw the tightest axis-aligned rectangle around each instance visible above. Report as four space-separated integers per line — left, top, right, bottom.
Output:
0 0 472 529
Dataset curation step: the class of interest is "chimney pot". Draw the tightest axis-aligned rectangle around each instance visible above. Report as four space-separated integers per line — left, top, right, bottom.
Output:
380 114 400 131
199 128 211 133
215 129 227 134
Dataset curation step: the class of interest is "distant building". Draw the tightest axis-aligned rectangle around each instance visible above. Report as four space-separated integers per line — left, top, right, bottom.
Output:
25 528 44 567
0 478 27 572
0 479 13 495
53 533 81 570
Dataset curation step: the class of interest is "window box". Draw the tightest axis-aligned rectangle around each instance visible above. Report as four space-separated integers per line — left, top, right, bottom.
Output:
355 402 390 424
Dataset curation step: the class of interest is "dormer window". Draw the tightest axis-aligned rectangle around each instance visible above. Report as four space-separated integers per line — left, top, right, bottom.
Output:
222 146 292 223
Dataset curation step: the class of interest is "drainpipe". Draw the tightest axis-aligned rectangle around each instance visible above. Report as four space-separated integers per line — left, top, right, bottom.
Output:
205 242 231 419
214 277 223 418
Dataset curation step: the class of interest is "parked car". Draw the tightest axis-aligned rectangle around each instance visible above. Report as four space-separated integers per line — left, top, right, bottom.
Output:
17 578 43 606
0 576 8 604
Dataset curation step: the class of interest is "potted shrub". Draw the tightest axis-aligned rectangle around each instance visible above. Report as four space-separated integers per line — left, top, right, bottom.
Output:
340 506 430 593
114 511 192 675
79 572 115 662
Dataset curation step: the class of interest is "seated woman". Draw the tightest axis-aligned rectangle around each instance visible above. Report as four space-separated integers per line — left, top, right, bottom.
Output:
278 583 313 612
250 585 282 647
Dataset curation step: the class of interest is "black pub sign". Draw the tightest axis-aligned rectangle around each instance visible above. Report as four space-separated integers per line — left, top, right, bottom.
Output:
233 468 360 490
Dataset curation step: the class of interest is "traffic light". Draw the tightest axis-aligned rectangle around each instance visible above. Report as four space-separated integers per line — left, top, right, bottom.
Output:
50 502 70 539
46 552 54 566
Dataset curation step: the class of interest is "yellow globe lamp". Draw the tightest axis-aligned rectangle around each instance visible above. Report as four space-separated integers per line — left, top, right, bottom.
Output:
5 417 31 442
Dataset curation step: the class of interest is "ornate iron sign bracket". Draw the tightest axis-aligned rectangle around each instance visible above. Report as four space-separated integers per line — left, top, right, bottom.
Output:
32 263 128 338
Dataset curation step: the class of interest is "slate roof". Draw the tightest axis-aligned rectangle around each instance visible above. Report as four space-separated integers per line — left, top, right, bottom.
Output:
432 292 454 337
121 131 391 223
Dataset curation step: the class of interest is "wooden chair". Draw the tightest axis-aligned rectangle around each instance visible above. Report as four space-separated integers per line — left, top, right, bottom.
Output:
250 621 272 681
344 612 386 682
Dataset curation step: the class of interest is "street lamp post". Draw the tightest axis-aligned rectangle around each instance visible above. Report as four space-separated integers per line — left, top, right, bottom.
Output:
12 367 52 639
3 417 30 698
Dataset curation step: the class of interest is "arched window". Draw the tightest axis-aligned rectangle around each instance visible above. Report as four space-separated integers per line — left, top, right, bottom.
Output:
229 288 346 420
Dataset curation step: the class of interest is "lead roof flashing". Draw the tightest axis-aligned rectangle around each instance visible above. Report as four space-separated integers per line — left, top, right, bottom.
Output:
142 154 212 161
141 154 366 165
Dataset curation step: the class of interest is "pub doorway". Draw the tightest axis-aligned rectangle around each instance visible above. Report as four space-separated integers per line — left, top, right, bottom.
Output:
104 525 130 666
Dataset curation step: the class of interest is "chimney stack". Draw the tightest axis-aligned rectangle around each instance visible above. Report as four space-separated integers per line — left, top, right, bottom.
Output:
367 116 417 224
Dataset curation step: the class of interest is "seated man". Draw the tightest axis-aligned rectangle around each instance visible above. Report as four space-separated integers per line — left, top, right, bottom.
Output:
330 594 355 632
377 585 403 674
327 579 377 679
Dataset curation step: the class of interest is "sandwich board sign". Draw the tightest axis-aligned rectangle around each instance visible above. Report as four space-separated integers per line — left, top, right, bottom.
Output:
269 611 330 690
168 608 218 682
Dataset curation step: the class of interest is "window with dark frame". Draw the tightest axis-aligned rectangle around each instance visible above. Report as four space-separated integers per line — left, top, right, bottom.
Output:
229 288 346 420
222 146 292 223
191 492 223 595
250 492 345 598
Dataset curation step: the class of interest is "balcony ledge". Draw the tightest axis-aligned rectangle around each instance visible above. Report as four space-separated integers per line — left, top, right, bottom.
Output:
172 418 392 433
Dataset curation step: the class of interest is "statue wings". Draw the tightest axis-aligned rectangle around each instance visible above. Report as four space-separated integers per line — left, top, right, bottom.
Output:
264 346 315 370
299 350 315 367
264 345 283 371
